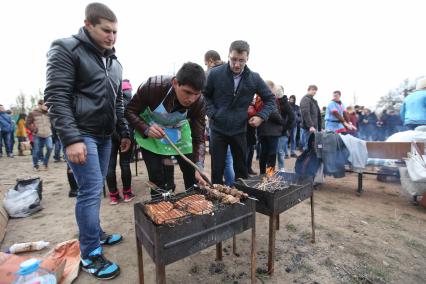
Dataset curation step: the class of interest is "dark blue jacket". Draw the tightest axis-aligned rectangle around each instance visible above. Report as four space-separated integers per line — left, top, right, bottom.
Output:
0 112 12 132
203 63 276 136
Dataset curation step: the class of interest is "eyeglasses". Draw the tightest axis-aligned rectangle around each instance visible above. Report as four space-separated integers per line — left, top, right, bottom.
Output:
229 57 247 65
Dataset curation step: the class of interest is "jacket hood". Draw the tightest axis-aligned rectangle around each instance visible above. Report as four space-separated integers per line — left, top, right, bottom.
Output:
73 27 116 58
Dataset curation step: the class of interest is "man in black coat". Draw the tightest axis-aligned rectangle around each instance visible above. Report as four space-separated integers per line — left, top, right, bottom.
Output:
44 3 129 280
203 40 276 184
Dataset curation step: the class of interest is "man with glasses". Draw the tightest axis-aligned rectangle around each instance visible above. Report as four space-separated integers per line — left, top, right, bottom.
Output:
203 40 276 184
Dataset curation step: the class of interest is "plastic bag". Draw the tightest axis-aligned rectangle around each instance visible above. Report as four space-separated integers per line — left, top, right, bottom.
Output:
3 188 42 218
15 177 43 200
399 167 426 197
406 142 426 182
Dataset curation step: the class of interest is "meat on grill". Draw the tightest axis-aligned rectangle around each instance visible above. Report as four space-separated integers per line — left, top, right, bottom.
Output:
145 201 174 220
153 209 188 225
186 200 214 215
174 194 206 209
212 184 249 199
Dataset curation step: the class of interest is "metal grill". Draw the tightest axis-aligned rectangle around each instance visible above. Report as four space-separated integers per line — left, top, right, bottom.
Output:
234 172 315 275
134 186 257 284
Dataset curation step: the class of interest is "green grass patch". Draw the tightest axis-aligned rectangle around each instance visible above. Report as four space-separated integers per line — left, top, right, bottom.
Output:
286 223 297 233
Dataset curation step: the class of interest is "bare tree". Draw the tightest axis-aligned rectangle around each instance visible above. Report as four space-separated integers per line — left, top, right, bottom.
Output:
15 91 26 113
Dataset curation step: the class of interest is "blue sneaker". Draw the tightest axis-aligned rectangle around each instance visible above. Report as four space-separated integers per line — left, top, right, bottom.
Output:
80 247 120 280
100 233 123 246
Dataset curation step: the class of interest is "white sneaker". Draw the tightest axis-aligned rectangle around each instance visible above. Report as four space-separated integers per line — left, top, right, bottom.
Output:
278 168 286 172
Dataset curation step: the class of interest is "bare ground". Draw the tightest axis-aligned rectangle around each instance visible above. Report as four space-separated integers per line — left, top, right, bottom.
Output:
1 152 425 284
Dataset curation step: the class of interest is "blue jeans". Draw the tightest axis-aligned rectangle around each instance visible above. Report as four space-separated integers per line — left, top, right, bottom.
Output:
289 126 297 154
301 129 311 151
65 136 111 258
277 135 288 170
32 136 53 167
0 131 12 155
224 146 235 186
53 138 62 161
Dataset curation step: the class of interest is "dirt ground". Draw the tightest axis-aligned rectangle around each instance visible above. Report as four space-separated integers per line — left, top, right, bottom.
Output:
1 151 426 284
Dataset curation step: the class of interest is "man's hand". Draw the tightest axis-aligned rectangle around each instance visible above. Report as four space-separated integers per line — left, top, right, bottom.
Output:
195 171 208 186
344 122 357 131
309 126 316 133
120 138 131 152
146 124 165 139
248 116 264 127
66 142 87 165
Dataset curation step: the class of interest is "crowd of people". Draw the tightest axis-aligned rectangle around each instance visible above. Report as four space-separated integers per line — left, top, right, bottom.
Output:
1 2 425 281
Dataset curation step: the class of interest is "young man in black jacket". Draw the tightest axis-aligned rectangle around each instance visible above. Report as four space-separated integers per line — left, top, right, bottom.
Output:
203 40 276 183
44 3 130 280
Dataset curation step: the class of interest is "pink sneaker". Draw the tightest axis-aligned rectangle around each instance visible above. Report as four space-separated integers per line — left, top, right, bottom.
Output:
109 192 121 205
123 189 135 202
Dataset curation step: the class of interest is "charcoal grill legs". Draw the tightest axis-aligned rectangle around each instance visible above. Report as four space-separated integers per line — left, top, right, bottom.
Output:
216 242 223 261
267 214 277 274
155 264 166 284
136 236 144 284
251 215 256 283
276 215 280 230
232 236 238 255
357 173 363 196
310 194 316 244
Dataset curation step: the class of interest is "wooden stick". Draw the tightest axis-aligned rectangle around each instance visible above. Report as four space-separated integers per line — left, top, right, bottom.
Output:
162 133 213 186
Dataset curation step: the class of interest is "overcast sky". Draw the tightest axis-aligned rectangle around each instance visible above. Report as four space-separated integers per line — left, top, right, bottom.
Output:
1 0 425 110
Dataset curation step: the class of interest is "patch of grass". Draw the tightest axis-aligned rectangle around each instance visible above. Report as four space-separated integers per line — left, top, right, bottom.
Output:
322 257 333 267
401 213 415 220
301 230 311 240
299 262 314 275
382 219 405 231
325 229 343 241
286 223 297 233
368 266 386 281
405 239 426 252
320 206 337 213
351 249 372 260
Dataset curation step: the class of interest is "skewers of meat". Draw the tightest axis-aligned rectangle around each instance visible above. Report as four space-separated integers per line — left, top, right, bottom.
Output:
199 184 248 204
212 184 249 200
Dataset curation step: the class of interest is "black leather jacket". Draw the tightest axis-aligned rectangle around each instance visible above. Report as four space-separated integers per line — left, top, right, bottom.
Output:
44 27 129 147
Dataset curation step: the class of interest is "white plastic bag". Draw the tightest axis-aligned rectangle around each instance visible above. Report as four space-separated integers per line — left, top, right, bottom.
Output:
3 189 42 218
399 167 426 197
406 142 426 182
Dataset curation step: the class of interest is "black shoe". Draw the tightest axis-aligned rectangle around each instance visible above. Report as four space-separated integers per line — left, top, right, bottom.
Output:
290 153 297 158
284 154 290 159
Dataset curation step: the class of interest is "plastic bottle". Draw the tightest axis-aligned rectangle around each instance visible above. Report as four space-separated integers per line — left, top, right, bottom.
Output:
13 258 57 284
7 241 50 254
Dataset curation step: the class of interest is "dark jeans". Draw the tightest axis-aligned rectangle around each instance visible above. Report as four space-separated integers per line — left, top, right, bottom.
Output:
258 135 279 174
106 138 133 193
210 131 248 184
53 139 62 161
246 144 255 170
141 148 196 196
0 131 12 155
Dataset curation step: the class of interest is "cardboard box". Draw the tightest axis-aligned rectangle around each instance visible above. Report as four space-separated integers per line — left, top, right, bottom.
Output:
0 190 9 243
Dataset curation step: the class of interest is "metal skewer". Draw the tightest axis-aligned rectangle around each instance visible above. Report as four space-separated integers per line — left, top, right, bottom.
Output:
162 132 213 187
